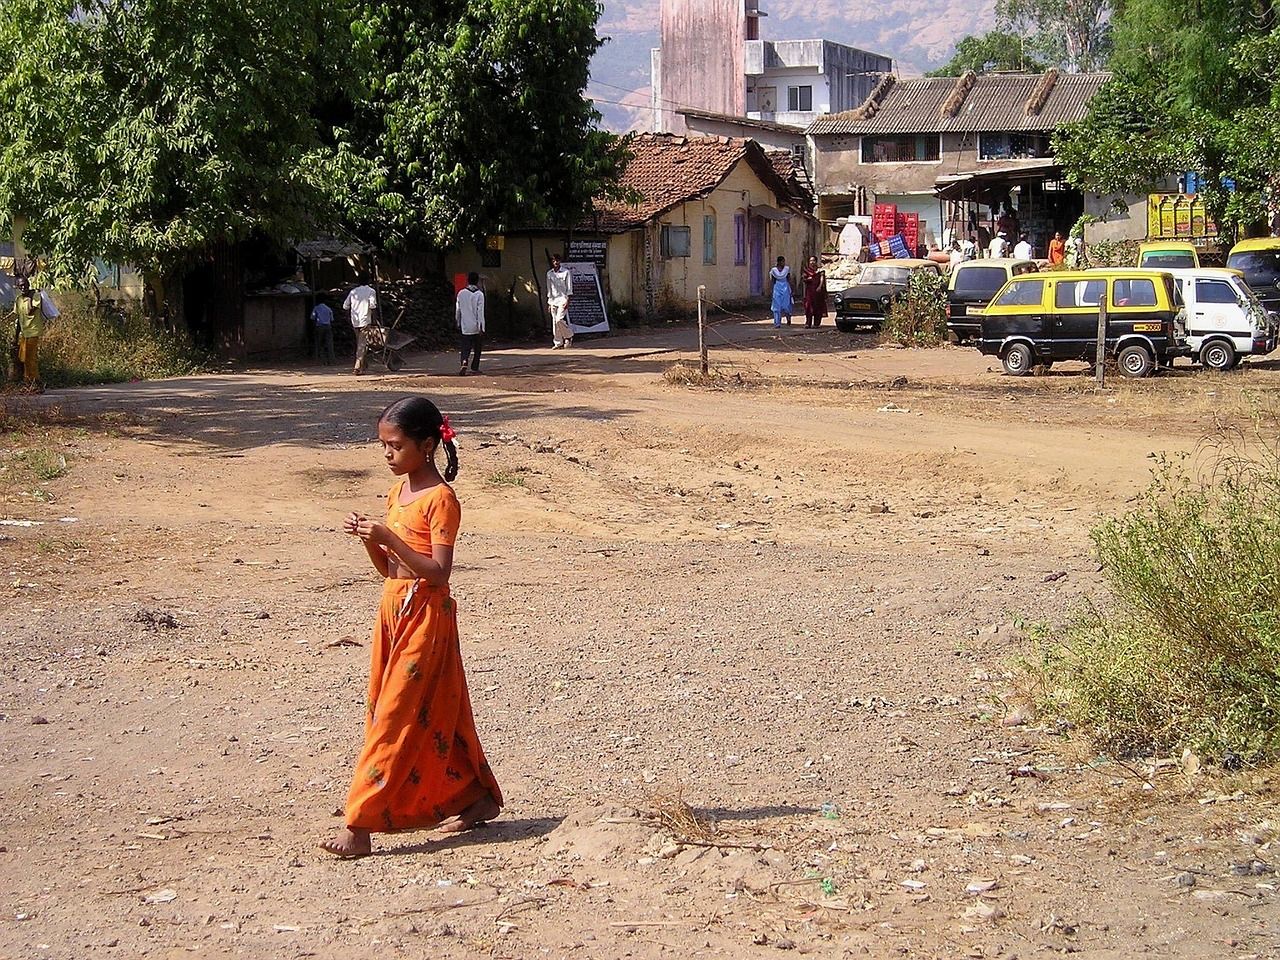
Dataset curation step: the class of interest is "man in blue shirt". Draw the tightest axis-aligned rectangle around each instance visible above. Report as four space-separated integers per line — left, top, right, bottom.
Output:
311 297 335 365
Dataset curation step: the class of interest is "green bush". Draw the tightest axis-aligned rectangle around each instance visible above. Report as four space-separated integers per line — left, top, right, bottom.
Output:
1030 436 1280 764
19 304 208 387
881 270 948 347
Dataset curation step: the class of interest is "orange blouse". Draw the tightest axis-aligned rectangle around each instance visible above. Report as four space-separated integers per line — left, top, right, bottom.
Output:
385 480 460 565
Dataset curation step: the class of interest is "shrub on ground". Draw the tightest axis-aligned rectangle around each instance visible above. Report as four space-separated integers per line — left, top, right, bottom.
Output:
27 304 207 386
881 270 948 347
1029 434 1280 764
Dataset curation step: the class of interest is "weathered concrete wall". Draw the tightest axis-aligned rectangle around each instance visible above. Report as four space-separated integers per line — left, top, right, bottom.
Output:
657 0 745 133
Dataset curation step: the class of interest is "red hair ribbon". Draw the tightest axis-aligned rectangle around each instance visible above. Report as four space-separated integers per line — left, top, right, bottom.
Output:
439 415 456 444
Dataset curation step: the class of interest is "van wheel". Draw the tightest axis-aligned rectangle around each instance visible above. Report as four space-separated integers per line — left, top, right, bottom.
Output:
1001 342 1033 376
1201 340 1235 372
1117 344 1154 378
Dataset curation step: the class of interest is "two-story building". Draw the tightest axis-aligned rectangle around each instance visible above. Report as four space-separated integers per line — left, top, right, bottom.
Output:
806 70 1109 251
651 0 890 137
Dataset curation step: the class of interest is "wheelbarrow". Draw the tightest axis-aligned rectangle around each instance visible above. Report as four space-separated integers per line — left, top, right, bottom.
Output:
366 308 414 371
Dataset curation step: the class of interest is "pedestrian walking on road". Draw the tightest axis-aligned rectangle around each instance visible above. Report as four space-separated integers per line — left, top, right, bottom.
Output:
321 396 503 859
455 272 485 375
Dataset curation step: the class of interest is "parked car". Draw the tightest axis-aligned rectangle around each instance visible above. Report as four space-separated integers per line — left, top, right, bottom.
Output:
977 269 1188 377
1136 240 1200 270
1226 237 1280 312
832 259 942 332
1132 267 1277 370
945 258 1038 341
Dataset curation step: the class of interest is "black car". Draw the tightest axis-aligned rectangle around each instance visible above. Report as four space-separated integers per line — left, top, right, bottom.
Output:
832 259 942 332
945 257 1038 341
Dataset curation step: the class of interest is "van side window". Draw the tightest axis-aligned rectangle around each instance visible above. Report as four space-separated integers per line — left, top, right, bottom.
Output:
1112 278 1157 307
994 278 1045 307
1196 279 1236 304
1054 279 1103 308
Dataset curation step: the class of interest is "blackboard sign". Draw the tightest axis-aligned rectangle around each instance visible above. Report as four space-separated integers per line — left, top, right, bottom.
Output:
567 239 608 270
563 262 610 334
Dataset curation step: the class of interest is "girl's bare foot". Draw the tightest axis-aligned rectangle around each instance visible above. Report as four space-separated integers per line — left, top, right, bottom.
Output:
438 793 500 833
320 827 372 858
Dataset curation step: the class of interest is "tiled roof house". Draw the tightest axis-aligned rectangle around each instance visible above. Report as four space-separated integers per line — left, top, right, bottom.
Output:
446 133 821 324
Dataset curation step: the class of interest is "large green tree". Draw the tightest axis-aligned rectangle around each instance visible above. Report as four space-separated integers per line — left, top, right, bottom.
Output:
0 0 353 300
926 30 1045 76
336 0 629 252
0 0 627 313
1054 0 1280 234
995 0 1113 72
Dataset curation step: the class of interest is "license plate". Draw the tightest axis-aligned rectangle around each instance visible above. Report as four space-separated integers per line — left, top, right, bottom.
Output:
845 302 872 311
1132 322 1162 332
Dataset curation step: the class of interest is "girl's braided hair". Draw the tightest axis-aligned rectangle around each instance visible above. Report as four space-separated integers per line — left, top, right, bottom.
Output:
379 396 458 481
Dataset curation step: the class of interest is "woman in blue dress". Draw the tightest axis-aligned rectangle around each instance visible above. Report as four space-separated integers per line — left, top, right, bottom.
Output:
769 256 794 328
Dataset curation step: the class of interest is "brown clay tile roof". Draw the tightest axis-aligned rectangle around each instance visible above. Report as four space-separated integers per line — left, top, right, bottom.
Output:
586 133 808 233
807 72 1110 136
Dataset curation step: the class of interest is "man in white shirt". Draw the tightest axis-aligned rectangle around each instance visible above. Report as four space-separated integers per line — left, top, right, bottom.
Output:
455 272 485 375
546 255 573 348
343 282 377 374
1013 233 1035 260
988 232 1009 258
961 234 978 261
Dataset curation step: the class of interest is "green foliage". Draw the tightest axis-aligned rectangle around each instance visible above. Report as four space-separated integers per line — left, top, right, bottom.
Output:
996 0 1112 71
881 271 948 347
1029 437 1280 763
1052 78 1188 196
0 0 355 288
926 31 1045 76
33 305 208 386
1082 237 1139 267
1056 0 1280 235
336 0 631 251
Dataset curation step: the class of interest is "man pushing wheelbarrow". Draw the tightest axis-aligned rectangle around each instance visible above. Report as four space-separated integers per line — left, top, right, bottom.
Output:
344 282 416 374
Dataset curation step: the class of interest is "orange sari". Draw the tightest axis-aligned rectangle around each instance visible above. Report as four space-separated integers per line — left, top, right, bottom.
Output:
343 481 502 832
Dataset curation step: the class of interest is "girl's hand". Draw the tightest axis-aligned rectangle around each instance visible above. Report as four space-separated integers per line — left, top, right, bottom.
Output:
342 511 366 536
352 517 388 544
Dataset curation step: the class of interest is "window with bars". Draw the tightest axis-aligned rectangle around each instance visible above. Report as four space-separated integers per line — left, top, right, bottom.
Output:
860 135 940 163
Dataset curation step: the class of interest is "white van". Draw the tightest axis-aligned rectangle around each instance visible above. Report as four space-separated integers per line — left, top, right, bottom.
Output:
1133 268 1277 370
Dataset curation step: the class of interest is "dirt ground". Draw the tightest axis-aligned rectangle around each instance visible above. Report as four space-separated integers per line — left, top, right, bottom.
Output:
2 318 1279 960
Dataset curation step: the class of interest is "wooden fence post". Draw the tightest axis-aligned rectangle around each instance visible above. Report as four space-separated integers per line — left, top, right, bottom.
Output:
697 285 708 374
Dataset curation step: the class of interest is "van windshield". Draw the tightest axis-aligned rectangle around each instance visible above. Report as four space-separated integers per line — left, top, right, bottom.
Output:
1226 250 1280 289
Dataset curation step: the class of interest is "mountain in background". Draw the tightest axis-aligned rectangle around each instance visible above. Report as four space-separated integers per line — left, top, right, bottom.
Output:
589 0 999 131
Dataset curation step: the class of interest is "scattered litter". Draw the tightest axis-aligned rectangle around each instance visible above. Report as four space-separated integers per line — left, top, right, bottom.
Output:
143 889 177 904
877 402 911 414
0 519 44 527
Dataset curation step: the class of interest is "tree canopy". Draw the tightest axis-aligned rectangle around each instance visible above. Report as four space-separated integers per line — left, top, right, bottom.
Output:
1052 0 1280 234
926 30 1045 77
0 0 627 291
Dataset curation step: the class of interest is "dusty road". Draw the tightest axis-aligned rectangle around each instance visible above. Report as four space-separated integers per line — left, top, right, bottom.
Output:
2 319 1278 959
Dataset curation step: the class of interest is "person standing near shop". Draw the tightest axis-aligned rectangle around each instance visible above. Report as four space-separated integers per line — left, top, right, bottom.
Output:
1048 231 1067 266
546 255 573 349
801 256 827 328
455 272 485 375
769 256 794 328
344 282 378 374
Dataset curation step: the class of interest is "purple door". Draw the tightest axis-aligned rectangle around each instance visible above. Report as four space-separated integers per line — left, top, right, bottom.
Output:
749 216 765 296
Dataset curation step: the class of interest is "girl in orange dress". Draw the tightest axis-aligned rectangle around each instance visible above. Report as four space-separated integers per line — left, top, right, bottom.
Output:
322 396 502 858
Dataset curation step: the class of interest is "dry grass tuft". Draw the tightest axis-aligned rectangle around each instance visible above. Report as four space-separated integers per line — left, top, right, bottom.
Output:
663 360 763 390
648 791 716 843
